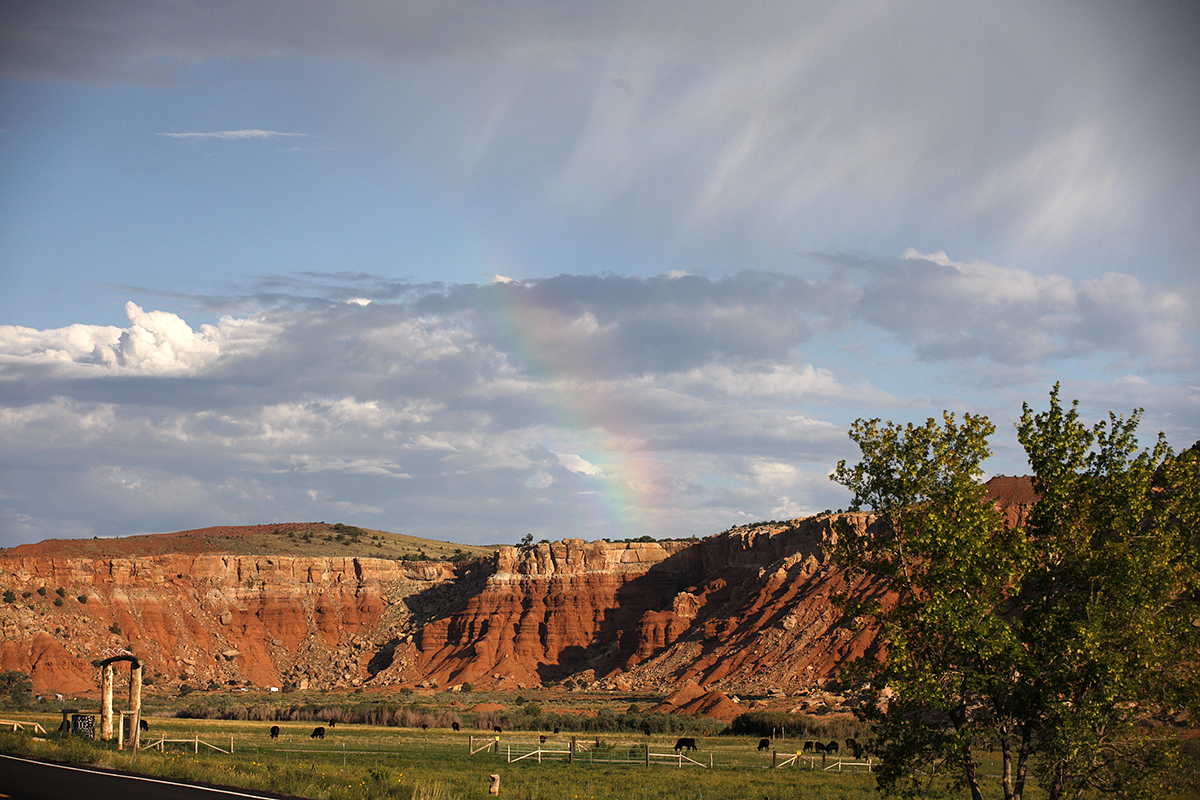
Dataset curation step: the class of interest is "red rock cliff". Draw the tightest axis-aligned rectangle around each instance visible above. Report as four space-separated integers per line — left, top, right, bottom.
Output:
0 554 456 695
2 478 1031 698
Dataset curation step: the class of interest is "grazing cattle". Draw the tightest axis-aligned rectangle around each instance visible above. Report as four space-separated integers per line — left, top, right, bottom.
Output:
825 740 839 754
328 720 336 728
269 726 280 739
846 738 862 757
673 737 698 753
757 738 770 752
421 723 428 730
553 727 560 735
493 726 502 733
138 719 149 732
539 735 547 744
311 726 325 740
803 741 814 752
451 722 460 732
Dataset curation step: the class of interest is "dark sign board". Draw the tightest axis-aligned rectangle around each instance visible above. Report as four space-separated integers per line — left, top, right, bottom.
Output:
71 713 95 739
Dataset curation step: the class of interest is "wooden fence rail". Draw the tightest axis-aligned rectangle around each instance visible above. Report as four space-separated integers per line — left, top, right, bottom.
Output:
140 735 233 755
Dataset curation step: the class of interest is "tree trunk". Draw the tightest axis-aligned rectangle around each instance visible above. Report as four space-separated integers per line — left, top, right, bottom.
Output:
1012 726 1031 800
963 750 985 800
1002 737 1014 800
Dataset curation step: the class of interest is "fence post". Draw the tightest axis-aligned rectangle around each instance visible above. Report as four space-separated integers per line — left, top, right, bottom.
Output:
645 743 650 767
569 736 575 763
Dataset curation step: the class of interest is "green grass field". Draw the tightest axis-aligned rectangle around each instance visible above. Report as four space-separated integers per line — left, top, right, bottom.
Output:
1 712 890 799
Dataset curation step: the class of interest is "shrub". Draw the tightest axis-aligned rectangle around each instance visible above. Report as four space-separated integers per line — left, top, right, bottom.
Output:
57 736 98 764
0 730 34 756
77 595 88 604
724 710 863 740
2 590 14 603
0 670 33 706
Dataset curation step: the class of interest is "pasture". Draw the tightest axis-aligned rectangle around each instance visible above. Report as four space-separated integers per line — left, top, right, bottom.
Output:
0 711 898 799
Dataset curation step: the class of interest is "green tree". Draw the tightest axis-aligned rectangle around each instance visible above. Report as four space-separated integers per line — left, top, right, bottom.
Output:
830 388 1199 800
831 411 1029 800
0 670 33 706
1014 387 1200 799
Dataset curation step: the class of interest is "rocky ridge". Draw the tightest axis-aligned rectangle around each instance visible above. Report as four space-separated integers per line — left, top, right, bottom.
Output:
0 478 1036 702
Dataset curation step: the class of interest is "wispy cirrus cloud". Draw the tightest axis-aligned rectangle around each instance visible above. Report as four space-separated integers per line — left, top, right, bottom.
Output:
157 129 306 140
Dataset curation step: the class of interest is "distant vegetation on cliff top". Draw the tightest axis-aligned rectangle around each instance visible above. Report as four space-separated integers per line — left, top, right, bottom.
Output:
1 522 494 562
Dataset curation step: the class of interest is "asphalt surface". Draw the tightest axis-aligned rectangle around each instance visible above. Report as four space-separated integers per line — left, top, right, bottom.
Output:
0 754 296 800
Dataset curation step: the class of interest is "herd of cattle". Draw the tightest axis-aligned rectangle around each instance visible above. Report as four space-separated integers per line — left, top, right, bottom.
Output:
257 724 862 758
113 717 861 759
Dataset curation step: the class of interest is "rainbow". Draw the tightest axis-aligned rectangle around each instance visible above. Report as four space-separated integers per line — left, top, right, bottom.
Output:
487 278 666 541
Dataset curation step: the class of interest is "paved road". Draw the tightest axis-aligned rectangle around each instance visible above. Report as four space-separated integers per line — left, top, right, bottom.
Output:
0 754 295 800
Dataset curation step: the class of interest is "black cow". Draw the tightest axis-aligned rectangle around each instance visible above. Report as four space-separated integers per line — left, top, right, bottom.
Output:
757 738 770 752
493 726 502 733
311 726 325 740
138 719 149 732
673 737 698 753
421 723 428 730
803 741 815 752
846 738 863 757
553 727 560 734
539 735 547 744
825 740 839 754
269 725 280 739
451 722 460 731
327 720 337 728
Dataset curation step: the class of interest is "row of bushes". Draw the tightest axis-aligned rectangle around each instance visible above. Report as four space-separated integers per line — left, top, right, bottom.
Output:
724 710 865 741
171 700 728 736
174 702 459 728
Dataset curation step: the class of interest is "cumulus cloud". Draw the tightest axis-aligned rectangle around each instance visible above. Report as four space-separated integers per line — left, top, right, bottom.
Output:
852 250 1198 367
0 265 1195 547
0 301 227 375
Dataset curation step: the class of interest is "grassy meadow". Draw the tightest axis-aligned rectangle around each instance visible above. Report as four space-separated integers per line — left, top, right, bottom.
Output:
0 710 894 800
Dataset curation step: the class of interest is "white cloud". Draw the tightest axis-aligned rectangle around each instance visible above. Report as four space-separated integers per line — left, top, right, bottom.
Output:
553 451 603 476
0 302 247 375
858 251 1198 366
157 130 307 140
0 263 1195 547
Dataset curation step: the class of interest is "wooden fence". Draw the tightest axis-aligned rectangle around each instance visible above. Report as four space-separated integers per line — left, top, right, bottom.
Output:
140 734 234 755
469 736 710 768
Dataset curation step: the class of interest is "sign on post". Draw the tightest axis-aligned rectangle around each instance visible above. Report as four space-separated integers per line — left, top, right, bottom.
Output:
71 714 95 739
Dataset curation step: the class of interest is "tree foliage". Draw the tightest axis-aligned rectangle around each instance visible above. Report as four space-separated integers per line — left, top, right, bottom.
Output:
0 670 33 707
830 386 1200 800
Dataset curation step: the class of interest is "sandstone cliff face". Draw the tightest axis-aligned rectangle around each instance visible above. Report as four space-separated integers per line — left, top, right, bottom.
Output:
1 521 879 698
0 477 1034 700
400 515 884 694
0 554 458 695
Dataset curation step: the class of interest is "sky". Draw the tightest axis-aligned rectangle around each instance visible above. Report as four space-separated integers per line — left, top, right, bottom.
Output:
1 0 1197 549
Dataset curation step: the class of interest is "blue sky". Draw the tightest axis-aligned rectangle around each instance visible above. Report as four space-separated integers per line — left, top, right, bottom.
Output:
1 0 1197 548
